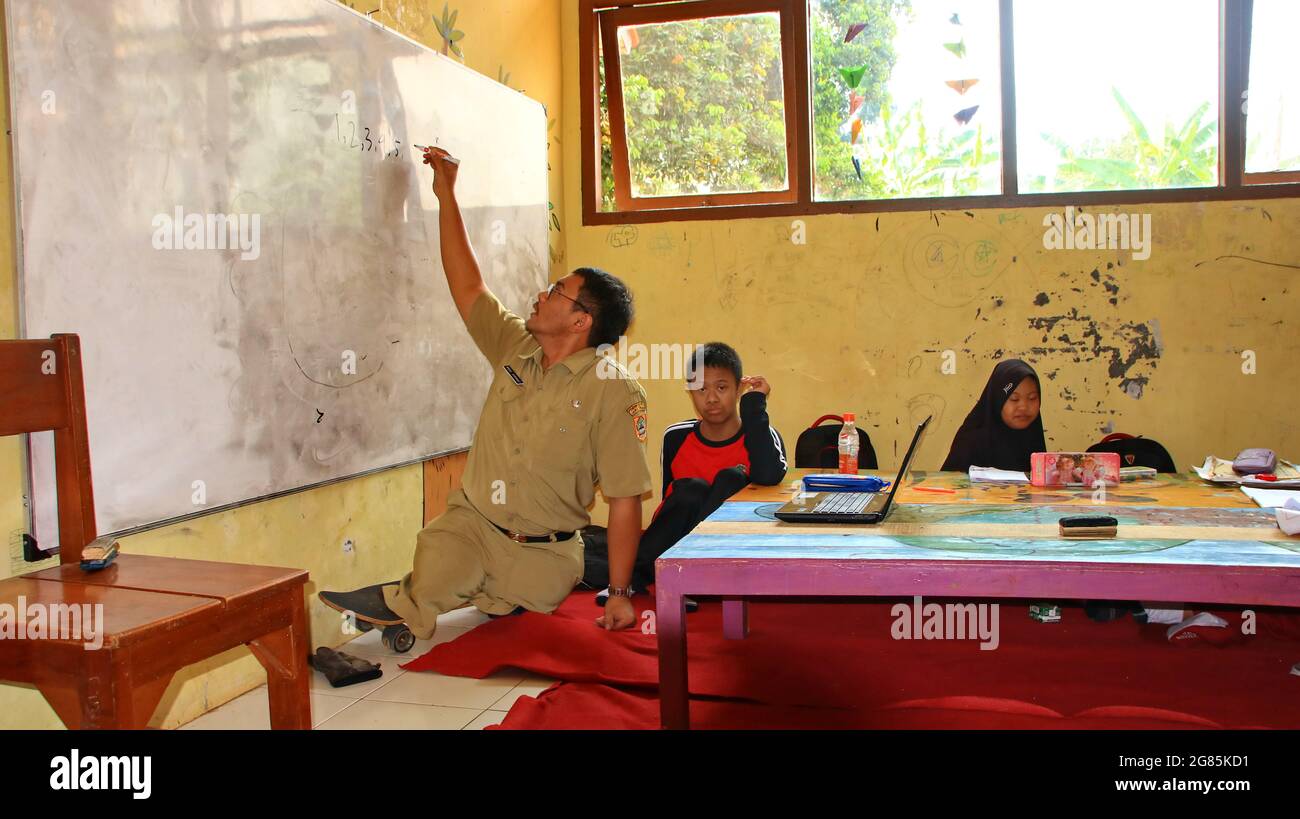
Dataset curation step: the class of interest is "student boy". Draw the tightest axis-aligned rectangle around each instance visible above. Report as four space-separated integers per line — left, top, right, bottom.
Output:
596 342 787 603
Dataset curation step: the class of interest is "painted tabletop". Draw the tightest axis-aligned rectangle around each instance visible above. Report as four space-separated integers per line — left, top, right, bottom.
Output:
662 470 1300 569
735 469 1257 508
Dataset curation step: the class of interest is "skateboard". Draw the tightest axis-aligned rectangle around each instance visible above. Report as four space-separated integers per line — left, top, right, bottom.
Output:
318 584 416 654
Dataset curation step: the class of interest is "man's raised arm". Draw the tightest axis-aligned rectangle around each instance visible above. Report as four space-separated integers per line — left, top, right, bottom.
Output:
424 147 488 324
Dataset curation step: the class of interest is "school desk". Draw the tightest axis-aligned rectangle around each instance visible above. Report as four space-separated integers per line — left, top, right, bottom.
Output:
0 335 312 729
0 556 311 729
654 470 1300 729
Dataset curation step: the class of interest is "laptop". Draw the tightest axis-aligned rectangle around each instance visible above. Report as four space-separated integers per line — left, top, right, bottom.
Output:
775 415 931 524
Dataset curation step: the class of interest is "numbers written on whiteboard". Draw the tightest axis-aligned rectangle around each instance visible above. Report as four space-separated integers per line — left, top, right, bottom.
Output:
334 114 403 160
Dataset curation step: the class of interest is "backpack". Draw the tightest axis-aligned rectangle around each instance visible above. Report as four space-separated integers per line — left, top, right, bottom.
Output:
1086 433 1178 473
794 415 878 470
577 525 609 590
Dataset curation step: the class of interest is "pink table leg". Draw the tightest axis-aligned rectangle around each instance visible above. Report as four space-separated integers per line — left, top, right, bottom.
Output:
656 566 690 730
723 598 748 639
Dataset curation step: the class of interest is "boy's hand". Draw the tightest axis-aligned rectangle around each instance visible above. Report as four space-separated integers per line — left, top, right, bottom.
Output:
422 146 460 201
596 595 637 631
741 375 771 396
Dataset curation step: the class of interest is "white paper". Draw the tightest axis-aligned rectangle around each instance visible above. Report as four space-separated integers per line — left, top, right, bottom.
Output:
968 466 1029 483
1194 456 1241 484
1278 498 1300 536
1240 486 1300 509
1194 455 1300 486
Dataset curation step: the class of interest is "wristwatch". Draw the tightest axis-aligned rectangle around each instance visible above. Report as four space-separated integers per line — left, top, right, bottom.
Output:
608 586 635 598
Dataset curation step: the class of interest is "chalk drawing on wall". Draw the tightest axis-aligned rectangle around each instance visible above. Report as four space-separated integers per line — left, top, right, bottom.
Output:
875 218 1019 308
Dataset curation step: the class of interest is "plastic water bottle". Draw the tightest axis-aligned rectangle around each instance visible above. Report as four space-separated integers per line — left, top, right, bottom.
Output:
838 413 859 474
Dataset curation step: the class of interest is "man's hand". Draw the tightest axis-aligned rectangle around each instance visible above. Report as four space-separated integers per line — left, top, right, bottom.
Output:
596 594 636 631
741 375 771 396
422 146 460 202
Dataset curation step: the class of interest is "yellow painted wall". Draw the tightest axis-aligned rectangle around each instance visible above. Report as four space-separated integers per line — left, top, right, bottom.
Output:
557 3 1300 521
0 0 563 729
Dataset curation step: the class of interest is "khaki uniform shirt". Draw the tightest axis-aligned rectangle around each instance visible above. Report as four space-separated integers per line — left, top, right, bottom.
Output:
459 290 652 535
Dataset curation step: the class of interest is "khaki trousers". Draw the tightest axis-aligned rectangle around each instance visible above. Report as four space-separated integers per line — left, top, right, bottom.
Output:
383 490 584 639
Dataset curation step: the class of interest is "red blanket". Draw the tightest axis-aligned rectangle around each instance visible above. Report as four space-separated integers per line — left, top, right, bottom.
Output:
402 592 1300 730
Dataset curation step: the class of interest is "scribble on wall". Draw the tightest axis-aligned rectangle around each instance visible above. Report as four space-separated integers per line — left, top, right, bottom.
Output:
873 217 1019 307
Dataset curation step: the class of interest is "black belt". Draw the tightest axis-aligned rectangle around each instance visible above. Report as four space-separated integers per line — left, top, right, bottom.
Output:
491 523 575 544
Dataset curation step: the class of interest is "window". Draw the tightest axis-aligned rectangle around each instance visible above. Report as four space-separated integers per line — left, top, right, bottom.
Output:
1015 0 1219 194
812 0 1002 201
580 0 1300 224
1245 0 1300 181
597 0 802 210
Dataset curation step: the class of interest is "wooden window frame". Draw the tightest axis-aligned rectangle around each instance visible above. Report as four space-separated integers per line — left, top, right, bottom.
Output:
597 0 807 210
581 0 1300 226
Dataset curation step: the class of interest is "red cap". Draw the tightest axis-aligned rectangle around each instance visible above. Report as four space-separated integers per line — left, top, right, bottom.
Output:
843 413 855 423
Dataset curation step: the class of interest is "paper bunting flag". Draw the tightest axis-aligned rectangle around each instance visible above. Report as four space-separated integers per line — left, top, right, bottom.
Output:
943 39 966 58
954 105 979 126
950 13 961 25
839 65 868 89
849 92 865 116
845 23 867 43
851 119 863 144
852 156 863 181
945 78 979 95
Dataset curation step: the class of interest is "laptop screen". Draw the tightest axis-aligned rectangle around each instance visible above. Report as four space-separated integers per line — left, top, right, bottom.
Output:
876 415 932 517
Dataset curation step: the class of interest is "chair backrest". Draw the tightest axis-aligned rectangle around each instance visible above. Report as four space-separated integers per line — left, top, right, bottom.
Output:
794 414 879 470
1086 433 1178 473
0 334 97 563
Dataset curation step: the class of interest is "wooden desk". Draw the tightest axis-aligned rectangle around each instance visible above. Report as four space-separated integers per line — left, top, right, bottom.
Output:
2 555 311 729
655 470 1300 729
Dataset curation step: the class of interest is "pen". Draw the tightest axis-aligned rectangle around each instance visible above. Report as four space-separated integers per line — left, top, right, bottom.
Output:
415 144 460 164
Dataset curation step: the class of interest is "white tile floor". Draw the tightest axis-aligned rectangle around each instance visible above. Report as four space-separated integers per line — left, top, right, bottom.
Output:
179 608 557 730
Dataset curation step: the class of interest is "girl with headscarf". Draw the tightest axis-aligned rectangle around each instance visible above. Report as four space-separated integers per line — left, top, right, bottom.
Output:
941 359 1046 473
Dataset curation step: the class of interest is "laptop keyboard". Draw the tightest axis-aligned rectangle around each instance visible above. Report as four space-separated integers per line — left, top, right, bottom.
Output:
810 492 876 515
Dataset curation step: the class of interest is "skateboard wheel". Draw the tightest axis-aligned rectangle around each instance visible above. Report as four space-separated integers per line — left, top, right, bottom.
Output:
382 624 415 653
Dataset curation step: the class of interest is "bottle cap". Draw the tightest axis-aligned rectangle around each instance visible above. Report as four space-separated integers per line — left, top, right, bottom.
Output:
843 413 855 423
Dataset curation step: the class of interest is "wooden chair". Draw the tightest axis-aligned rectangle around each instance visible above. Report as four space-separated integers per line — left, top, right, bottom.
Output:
0 334 312 728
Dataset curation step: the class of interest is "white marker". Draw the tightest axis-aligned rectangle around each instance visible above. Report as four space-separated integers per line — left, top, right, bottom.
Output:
415 144 459 164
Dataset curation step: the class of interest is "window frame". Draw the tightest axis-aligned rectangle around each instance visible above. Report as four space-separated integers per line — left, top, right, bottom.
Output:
597 0 808 210
580 0 1300 226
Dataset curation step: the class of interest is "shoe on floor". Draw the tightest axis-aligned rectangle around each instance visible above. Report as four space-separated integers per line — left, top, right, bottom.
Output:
309 647 383 688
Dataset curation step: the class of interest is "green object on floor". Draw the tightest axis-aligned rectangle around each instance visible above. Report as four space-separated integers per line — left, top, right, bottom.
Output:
1029 602 1062 623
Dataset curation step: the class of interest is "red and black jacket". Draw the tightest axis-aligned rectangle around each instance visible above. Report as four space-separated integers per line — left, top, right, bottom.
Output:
656 391 787 515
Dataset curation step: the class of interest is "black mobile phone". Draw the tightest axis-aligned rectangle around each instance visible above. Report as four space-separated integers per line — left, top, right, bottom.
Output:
1059 515 1118 538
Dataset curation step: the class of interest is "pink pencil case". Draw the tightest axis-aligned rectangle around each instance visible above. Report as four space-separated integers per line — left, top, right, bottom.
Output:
1030 452 1121 487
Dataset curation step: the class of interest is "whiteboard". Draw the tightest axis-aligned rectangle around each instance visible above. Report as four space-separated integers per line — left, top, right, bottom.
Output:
6 0 549 539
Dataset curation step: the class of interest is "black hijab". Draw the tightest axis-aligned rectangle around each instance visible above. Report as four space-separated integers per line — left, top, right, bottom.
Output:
941 359 1046 472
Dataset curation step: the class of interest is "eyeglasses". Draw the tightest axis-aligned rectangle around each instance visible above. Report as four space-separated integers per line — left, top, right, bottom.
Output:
548 283 590 314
